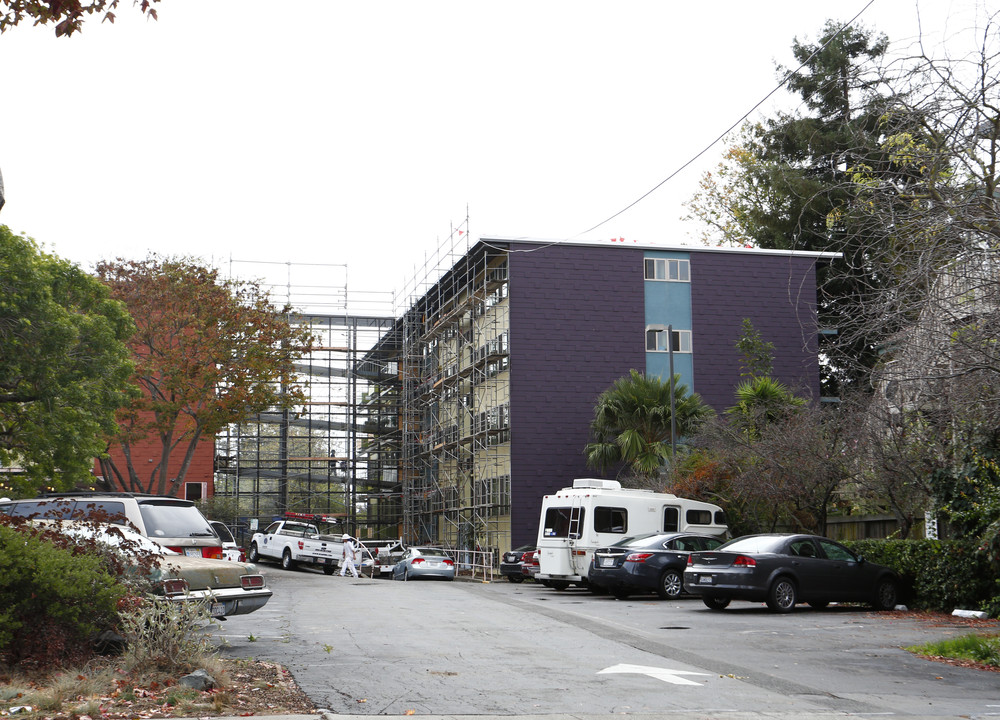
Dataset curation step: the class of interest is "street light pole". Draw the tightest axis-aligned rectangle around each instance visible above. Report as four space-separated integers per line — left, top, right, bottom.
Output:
667 324 676 459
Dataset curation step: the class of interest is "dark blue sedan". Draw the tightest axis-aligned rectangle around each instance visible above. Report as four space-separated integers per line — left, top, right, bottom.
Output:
589 532 725 600
683 533 898 613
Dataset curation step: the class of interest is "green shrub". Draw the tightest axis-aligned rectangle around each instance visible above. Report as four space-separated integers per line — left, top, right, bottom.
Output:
847 538 999 615
0 524 125 668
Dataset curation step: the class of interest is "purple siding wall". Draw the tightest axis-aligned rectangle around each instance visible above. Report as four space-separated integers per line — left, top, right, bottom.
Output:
508 244 646 546
502 244 822 547
690 252 820 413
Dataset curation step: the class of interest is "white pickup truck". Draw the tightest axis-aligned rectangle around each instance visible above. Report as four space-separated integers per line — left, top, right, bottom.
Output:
248 520 342 574
363 538 406 576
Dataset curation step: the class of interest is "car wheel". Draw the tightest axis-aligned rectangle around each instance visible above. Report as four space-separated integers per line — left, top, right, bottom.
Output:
808 601 829 609
766 577 797 613
539 579 552 588
508 574 524 583
871 577 898 611
612 588 630 600
550 580 570 591
323 566 335 576
589 583 607 595
403 568 409 581
281 549 296 571
247 543 259 563
703 595 730 610
657 569 683 600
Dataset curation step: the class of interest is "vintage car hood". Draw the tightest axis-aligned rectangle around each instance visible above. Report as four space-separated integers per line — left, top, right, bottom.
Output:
151 555 258 590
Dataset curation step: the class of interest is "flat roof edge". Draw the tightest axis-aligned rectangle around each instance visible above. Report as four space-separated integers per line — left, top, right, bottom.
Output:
480 235 841 260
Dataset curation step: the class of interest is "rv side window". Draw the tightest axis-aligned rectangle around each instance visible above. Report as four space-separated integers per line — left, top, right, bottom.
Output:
663 507 679 532
543 507 585 538
686 509 712 525
593 506 627 534
714 510 727 525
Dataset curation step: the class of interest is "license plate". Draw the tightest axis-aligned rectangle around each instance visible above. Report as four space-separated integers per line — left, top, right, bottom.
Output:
698 575 714 584
184 548 201 557
210 602 226 618
601 557 615 567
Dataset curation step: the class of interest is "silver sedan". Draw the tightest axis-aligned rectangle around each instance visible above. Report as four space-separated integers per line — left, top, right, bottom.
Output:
391 546 456 581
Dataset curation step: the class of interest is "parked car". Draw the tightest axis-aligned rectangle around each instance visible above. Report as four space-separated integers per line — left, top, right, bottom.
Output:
521 549 540 581
210 520 244 562
683 533 899 613
499 545 535 583
248 519 340 573
366 538 407 577
45 520 271 618
589 532 725 600
0 492 224 558
392 546 456 581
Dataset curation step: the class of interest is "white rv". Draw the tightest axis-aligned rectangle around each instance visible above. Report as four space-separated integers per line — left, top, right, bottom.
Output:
535 478 727 589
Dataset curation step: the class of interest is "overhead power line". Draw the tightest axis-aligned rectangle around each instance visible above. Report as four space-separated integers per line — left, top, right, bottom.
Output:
575 0 877 238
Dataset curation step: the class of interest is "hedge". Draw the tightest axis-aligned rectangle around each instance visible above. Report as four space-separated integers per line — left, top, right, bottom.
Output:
847 538 1000 616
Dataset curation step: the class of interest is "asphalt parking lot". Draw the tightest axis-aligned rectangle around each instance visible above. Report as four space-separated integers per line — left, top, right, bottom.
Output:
212 568 1000 718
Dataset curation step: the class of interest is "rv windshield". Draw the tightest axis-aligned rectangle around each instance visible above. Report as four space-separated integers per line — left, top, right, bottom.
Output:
542 507 586 538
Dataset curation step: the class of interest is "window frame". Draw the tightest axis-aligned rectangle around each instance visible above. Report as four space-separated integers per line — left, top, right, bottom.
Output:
644 257 690 282
593 506 628 534
645 327 693 353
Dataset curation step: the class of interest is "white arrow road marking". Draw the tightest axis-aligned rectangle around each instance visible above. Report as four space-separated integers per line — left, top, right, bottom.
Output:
597 663 712 686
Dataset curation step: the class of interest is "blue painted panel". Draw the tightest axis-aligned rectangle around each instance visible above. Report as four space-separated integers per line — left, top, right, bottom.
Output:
647 351 694 390
643 251 694 390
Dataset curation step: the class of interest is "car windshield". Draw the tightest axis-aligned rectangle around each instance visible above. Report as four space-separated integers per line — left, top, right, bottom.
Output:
211 522 236 543
630 534 682 549
718 536 788 554
138 501 215 538
610 532 662 548
414 548 449 557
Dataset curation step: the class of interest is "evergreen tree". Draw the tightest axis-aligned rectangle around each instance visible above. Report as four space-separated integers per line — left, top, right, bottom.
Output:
686 21 905 393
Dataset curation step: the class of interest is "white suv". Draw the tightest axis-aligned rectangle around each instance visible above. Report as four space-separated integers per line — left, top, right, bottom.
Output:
0 492 224 559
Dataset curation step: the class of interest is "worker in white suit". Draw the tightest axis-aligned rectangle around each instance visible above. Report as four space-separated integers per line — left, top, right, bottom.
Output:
340 533 359 578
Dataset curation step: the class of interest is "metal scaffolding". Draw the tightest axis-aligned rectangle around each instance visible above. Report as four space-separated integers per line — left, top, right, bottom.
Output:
385 223 512 554
212 229 514 555
213 260 402 541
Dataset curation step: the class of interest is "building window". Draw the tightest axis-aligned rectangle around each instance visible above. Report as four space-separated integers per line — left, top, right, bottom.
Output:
646 327 692 353
644 258 690 282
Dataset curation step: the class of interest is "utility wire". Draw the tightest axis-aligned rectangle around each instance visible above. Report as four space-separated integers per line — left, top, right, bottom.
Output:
575 0 877 238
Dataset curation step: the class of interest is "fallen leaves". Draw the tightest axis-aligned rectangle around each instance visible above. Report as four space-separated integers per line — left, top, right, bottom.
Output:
2 659 316 720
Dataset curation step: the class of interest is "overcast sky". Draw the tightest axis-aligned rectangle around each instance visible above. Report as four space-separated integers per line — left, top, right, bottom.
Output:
0 0 985 313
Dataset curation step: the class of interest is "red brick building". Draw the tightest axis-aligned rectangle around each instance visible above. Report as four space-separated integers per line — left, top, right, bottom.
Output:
96 415 215 500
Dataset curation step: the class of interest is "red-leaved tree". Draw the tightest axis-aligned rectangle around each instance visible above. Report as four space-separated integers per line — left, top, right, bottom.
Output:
96 255 313 496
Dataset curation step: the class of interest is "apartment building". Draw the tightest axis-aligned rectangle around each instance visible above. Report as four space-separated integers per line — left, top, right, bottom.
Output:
363 237 831 551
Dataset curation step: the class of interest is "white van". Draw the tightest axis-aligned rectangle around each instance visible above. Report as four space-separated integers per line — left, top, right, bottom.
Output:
535 478 727 589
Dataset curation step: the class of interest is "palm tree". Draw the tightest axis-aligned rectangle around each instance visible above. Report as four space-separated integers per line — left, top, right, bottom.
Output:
725 376 806 440
584 369 713 481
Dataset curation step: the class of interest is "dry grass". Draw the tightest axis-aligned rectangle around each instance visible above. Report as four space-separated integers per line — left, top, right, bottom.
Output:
1 600 313 719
